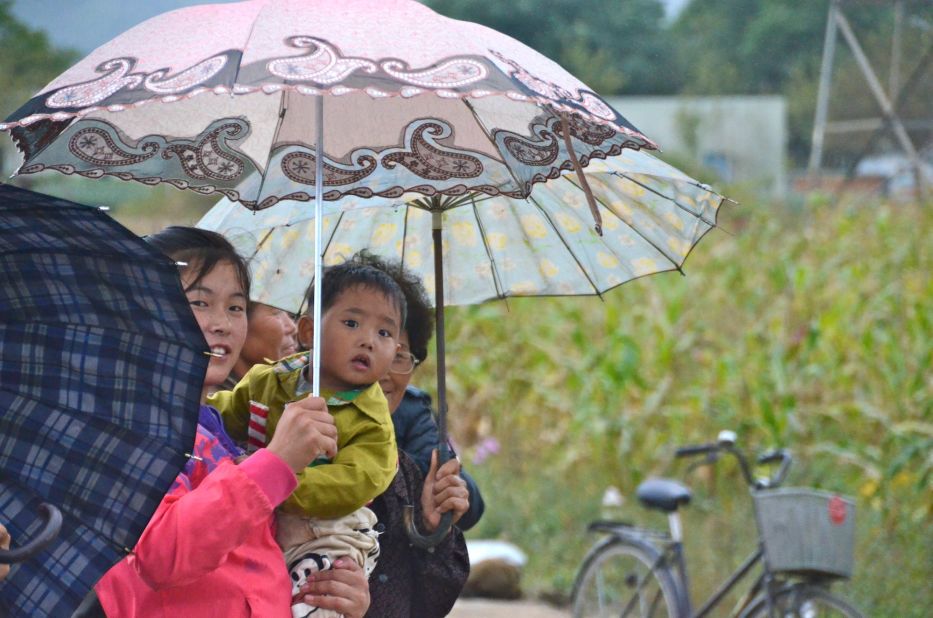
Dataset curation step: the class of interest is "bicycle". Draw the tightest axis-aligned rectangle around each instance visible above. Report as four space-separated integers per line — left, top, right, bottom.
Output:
570 431 863 617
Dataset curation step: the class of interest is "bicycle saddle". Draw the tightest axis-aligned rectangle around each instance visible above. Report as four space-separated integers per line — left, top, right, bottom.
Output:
636 478 692 512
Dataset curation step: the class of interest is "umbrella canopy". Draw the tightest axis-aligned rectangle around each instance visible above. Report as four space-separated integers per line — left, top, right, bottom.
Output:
198 149 725 313
0 184 208 616
1 0 656 209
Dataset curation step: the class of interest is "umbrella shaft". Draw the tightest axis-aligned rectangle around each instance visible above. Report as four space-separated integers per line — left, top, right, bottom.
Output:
312 95 324 396
432 222 449 458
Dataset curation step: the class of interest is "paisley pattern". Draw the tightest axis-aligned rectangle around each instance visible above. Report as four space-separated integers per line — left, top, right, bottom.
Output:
281 151 378 186
17 108 652 209
24 117 256 192
489 49 627 128
494 111 622 169
382 121 484 180
70 127 159 166
161 121 247 181
143 54 228 94
381 58 487 88
267 36 377 83
275 119 484 192
44 54 234 110
578 92 617 121
502 131 558 166
557 111 618 145
45 59 144 108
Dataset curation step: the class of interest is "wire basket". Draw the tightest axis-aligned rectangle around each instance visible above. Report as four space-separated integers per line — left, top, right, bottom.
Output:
753 488 855 578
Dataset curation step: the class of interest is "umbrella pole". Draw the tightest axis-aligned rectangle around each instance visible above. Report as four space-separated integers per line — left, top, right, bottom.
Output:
311 94 324 396
431 211 450 461
404 207 454 548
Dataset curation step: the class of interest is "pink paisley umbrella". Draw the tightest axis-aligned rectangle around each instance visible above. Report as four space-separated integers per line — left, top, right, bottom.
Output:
2 0 661 545
2 0 655 208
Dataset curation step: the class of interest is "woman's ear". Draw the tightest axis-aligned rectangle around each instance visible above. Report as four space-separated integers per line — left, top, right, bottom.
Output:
297 315 314 351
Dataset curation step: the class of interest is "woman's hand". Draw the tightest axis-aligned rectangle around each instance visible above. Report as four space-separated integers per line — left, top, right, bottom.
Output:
0 523 11 581
420 449 470 533
267 397 338 473
297 557 370 618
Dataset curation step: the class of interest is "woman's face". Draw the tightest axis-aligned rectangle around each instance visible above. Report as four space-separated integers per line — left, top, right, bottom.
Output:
181 260 249 401
378 330 414 414
238 303 298 372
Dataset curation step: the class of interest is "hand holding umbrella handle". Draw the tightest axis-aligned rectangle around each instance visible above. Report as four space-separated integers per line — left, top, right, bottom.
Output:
0 503 63 563
403 508 453 550
404 441 454 549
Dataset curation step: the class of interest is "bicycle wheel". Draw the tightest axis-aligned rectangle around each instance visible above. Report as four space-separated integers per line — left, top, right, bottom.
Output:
571 536 682 618
739 583 864 618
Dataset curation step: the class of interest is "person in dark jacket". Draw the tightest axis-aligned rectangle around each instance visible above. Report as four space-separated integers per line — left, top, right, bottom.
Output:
391 386 485 530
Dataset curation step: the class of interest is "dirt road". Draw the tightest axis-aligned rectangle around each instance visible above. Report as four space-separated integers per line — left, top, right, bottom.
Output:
450 598 571 617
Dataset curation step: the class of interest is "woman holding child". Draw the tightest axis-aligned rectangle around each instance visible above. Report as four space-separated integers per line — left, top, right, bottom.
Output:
219 251 472 617
84 227 370 617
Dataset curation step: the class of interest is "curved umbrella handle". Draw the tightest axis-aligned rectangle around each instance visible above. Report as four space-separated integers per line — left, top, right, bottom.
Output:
404 442 454 549
0 503 63 563
403 507 453 550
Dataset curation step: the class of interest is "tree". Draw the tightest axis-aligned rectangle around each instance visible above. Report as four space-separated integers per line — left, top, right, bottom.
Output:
0 0 77 118
424 0 682 95
0 0 78 173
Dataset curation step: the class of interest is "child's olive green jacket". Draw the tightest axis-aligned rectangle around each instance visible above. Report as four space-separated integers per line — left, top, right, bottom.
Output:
209 352 397 519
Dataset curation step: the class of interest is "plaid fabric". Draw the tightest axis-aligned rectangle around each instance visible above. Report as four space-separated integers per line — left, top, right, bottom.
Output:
0 184 208 617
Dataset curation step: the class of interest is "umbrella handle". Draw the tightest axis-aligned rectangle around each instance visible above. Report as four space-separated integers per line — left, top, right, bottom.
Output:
404 443 455 548
403 508 452 550
0 503 63 563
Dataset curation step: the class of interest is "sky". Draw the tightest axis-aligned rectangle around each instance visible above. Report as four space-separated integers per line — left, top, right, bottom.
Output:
12 0 690 55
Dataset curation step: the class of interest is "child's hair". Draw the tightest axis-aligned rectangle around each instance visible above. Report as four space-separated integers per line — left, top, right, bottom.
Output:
304 252 407 328
146 226 251 298
349 252 434 363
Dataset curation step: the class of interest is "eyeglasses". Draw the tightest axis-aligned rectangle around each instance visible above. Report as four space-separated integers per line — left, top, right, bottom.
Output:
389 351 419 375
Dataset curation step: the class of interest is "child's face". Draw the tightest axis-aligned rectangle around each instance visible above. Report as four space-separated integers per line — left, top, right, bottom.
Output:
313 285 401 391
181 260 248 399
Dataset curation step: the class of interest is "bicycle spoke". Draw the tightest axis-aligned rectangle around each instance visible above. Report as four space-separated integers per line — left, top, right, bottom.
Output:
572 539 679 618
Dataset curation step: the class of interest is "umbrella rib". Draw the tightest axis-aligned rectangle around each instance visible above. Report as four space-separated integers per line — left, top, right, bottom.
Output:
564 177 686 273
527 187 604 298
253 92 289 200
609 171 719 228
461 98 527 196
250 228 276 262
469 194 506 300
230 1 269 86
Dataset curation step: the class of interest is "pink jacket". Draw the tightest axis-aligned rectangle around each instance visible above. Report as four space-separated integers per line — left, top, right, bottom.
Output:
96 426 297 617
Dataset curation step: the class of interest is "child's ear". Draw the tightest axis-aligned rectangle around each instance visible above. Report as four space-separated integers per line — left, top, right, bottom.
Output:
297 315 314 350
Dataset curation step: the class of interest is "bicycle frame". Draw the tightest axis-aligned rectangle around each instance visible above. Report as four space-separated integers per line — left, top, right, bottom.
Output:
663 541 767 617
605 518 775 618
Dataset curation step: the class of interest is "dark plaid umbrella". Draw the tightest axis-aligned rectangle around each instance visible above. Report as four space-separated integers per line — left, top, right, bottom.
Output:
0 184 208 616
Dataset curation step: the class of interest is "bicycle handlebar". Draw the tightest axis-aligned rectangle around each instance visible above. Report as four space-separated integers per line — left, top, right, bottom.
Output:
674 435 793 489
675 443 718 457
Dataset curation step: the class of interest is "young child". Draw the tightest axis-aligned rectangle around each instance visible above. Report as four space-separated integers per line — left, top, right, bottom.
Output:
209 258 403 618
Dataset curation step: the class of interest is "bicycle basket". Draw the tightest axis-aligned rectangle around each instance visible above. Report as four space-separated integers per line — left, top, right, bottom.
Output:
753 488 855 578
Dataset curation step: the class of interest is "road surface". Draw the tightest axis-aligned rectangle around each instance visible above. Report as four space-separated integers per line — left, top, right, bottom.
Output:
450 598 571 617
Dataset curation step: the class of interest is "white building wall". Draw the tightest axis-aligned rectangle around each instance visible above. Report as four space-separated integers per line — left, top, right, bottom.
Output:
608 96 787 197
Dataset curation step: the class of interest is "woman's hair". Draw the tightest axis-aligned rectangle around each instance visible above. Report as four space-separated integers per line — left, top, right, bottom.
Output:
342 251 434 363
146 226 250 298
